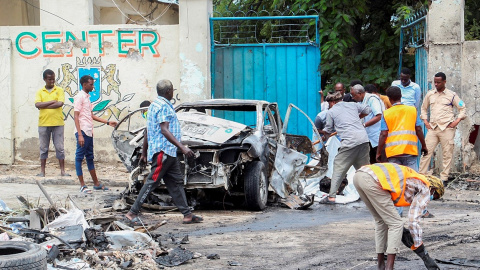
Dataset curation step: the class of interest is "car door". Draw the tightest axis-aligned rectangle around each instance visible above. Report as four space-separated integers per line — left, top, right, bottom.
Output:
269 103 327 198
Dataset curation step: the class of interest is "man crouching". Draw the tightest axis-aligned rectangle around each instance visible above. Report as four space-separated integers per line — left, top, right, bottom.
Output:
353 163 443 270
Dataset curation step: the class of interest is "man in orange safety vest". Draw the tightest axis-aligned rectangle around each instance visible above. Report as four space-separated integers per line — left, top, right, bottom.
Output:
353 163 444 270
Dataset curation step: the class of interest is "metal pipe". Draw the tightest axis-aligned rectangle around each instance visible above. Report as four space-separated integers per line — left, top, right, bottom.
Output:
210 15 319 21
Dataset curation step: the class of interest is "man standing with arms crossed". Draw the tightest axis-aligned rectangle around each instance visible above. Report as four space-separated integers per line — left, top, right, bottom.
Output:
124 79 203 225
35 69 69 177
74 75 117 193
419 72 466 183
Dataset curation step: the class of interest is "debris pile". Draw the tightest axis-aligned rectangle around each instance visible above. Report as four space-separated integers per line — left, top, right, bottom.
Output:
0 181 199 269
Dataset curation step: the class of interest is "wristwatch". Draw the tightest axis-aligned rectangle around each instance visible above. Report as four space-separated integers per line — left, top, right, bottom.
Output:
107 121 110 125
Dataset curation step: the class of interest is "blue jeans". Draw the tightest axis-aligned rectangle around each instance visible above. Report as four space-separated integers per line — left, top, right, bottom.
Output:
388 155 419 216
388 155 419 172
75 131 95 176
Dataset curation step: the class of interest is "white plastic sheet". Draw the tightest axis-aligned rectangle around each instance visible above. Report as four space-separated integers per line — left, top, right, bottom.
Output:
0 199 12 212
42 202 89 232
303 136 360 204
105 231 157 250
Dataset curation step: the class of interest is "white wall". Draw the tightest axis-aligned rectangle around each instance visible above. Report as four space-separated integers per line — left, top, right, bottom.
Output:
427 0 480 171
0 24 181 163
0 0 212 165
0 39 13 164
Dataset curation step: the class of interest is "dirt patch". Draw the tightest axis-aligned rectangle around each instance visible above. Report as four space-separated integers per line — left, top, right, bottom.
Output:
16 137 39 161
447 172 480 191
0 162 129 187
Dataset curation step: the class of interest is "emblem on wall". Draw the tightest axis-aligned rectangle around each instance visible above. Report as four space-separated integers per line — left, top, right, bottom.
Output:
58 56 135 126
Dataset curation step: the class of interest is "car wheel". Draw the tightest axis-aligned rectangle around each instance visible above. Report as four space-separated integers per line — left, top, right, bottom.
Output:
244 161 268 210
0 241 47 270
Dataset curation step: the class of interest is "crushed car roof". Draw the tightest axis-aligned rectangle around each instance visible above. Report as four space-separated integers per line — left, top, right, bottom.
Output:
176 99 273 111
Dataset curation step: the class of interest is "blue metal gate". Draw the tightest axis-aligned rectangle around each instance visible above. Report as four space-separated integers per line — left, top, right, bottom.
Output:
398 8 428 101
210 13 321 137
398 8 428 165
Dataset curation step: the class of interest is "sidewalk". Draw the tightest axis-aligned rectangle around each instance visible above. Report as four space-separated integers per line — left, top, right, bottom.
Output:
0 162 129 187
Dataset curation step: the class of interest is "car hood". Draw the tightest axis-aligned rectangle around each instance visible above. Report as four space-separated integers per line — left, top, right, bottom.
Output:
177 112 252 146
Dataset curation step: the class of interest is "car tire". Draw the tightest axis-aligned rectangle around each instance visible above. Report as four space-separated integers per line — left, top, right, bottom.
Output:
244 161 268 211
0 241 47 270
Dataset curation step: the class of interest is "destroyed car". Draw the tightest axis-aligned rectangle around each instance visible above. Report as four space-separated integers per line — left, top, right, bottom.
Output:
112 99 326 210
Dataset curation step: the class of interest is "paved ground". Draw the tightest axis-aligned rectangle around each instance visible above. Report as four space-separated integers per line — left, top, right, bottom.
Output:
1 163 480 269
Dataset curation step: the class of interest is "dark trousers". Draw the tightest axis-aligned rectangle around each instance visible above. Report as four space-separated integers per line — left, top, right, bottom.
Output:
369 143 377 164
130 151 191 216
75 131 95 176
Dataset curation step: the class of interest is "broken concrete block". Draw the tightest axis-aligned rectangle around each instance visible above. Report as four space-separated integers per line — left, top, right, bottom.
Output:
207 253 220 260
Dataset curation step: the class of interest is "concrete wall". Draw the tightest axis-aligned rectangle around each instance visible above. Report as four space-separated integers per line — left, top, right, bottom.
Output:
0 25 181 163
0 39 14 164
40 0 94 26
427 0 480 172
0 0 40 26
0 0 178 27
0 0 212 165
178 0 211 103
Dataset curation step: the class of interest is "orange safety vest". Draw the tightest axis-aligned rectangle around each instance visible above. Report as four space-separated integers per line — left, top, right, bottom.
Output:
384 104 418 158
365 163 429 207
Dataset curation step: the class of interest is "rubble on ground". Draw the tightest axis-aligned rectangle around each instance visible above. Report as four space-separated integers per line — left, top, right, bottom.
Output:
0 181 198 269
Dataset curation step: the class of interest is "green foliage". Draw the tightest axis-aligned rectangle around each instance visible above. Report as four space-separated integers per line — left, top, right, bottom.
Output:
213 0 427 93
465 0 480 41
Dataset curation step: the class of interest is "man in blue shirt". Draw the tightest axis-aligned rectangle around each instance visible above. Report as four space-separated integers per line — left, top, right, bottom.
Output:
124 80 203 225
391 68 422 110
350 84 385 164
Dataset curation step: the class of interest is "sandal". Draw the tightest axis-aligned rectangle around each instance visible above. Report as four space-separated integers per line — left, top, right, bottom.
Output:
80 186 92 194
93 183 109 191
183 214 204 224
120 216 144 227
319 196 336 205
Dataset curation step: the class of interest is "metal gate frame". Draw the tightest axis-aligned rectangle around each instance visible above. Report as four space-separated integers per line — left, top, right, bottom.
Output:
398 8 428 166
210 15 320 98
209 13 321 136
398 8 428 99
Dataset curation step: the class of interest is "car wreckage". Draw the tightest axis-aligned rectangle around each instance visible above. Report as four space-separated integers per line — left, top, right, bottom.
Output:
112 99 328 210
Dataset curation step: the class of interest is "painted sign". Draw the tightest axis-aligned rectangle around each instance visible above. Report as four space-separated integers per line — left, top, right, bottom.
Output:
15 30 161 59
60 57 135 127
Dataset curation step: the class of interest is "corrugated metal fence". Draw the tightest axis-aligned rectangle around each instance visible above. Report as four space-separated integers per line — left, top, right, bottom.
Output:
210 15 321 137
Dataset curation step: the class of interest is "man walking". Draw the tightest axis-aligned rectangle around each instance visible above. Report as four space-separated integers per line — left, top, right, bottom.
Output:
419 72 466 182
35 69 68 177
125 79 203 225
321 92 371 204
377 86 427 170
391 68 422 110
74 75 117 193
353 163 444 270
350 84 385 164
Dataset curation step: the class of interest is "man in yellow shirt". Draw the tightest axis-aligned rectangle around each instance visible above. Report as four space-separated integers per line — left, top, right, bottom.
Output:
34 69 69 177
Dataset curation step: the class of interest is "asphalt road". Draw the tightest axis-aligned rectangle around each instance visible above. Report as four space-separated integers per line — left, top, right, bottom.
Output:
1 180 479 270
